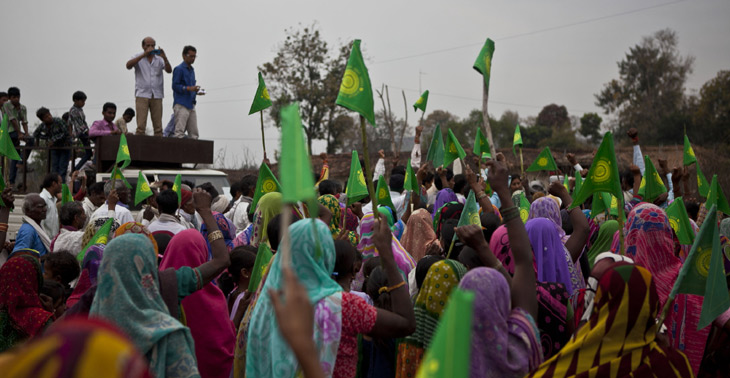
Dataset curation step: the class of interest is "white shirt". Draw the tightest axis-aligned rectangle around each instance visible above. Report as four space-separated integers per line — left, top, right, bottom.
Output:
225 197 252 234
148 214 189 235
362 190 408 219
131 53 166 99
92 202 135 225
82 197 98 227
40 189 59 238
134 205 159 226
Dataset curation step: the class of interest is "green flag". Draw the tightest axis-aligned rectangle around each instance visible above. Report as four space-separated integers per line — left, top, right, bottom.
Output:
706 175 730 215
346 150 369 206
426 124 445 167
280 103 316 204
683 134 697 166
473 38 495 90
404 159 419 192
473 128 489 158
172 173 182 205
413 90 429 113
376 175 396 212
666 197 695 245
563 174 570 191
456 191 480 229
250 162 281 213
336 40 375 125
669 205 730 329
110 165 132 189
590 192 611 219
696 163 710 198
519 192 530 223
512 124 522 155
61 184 72 205
443 129 466 168
571 132 623 210
115 133 131 169
574 171 583 195
637 156 667 203
247 243 274 292
134 171 153 206
0 114 21 161
526 147 558 172
76 217 113 262
416 288 473 378
249 72 273 115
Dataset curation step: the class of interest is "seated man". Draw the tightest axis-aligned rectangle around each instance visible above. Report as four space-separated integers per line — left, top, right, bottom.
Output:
147 189 191 235
91 180 134 225
13 193 52 256
50 202 87 256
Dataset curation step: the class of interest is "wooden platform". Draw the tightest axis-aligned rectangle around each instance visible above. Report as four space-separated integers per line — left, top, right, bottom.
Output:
94 135 214 172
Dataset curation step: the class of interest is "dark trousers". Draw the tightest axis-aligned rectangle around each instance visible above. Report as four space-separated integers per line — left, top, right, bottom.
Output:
74 133 93 171
9 131 34 184
51 148 70 179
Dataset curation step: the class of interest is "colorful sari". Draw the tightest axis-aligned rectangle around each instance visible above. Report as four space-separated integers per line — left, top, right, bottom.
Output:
66 244 106 309
400 209 438 262
395 260 467 378
160 229 236 378
89 234 199 378
584 220 619 268
528 264 693 378
246 219 344 378
320 194 358 246
529 196 568 243
459 267 543 378
200 211 236 253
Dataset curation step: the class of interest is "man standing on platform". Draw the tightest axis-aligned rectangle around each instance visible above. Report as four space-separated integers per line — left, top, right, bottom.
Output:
172 45 203 139
126 36 171 137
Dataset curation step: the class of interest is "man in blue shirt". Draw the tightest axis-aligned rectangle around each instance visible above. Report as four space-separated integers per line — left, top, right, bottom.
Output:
14 193 51 256
172 45 204 139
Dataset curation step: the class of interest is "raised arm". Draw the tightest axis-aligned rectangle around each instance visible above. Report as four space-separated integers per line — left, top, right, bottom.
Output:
193 189 231 286
464 162 493 213
549 182 589 262
455 224 510 284
368 212 416 338
487 159 537 319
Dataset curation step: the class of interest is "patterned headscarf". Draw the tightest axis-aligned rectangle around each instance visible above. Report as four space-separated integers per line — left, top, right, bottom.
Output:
200 212 236 253
251 192 282 247
66 244 106 309
319 194 358 246
529 196 568 243
89 234 198 378
396 260 467 378
114 222 158 254
400 209 438 262
460 268 543 378
246 219 343 378
0 256 53 352
432 202 463 235
82 217 119 247
528 264 693 378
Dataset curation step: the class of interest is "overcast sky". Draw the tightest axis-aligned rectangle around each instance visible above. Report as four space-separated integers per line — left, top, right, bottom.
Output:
2 0 727 167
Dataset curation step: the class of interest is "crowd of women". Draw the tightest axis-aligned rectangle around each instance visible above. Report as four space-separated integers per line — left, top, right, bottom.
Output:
0 144 729 377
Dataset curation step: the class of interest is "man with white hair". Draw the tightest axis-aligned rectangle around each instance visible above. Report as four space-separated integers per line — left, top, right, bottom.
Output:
13 194 51 256
91 180 134 225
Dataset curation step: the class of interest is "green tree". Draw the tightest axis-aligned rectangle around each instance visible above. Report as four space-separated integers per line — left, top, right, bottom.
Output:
579 113 602 144
536 104 570 130
692 70 730 146
595 29 694 144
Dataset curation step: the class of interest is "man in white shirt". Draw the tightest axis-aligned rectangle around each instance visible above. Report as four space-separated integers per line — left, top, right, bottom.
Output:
148 189 190 235
40 172 62 238
126 36 172 136
91 180 134 225
82 182 106 226
225 175 256 234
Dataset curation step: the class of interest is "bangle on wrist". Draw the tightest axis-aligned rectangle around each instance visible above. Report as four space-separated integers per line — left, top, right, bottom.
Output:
207 230 224 243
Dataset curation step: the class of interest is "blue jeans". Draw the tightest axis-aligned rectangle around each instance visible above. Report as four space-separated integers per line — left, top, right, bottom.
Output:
9 132 34 184
51 148 70 179
74 133 93 171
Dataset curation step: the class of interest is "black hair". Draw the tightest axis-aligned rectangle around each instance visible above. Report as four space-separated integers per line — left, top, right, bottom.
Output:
415 255 444 290
333 240 357 281
41 279 67 305
0 92 7 98
61 112 70 123
42 172 60 189
36 107 51 120
240 175 257 197
319 180 339 196
43 251 81 287
440 219 462 259
620 169 634 188
422 172 434 186
182 180 195 189
434 168 454 190
389 174 405 193
72 91 87 101
365 266 392 311
196 182 219 198
453 174 468 195
267 214 295 251
88 181 105 196
183 45 197 56
219 246 257 295
391 165 406 177
480 212 501 244
123 107 135 117
157 189 179 214
59 202 84 226
361 256 381 291
458 246 485 271
153 233 172 257
560 209 574 235
102 102 116 113
7 87 20 97
230 181 243 197
685 199 700 221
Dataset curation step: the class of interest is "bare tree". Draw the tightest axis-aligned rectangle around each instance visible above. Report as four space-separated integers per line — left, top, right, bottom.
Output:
376 85 410 160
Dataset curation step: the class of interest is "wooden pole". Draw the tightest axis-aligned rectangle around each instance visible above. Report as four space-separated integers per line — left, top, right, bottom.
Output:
519 146 524 176
260 111 267 158
617 198 625 255
279 203 293 269
360 116 378 209
481 80 496 158
657 295 675 328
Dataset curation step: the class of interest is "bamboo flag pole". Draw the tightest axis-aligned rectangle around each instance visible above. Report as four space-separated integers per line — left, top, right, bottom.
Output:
360 116 378 209
617 197 626 255
279 204 293 269
519 146 524 176
260 111 267 158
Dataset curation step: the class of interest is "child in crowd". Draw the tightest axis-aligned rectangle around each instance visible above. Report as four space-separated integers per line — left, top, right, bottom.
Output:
88 102 121 139
42 251 81 297
40 279 67 319
115 107 135 134
68 91 93 171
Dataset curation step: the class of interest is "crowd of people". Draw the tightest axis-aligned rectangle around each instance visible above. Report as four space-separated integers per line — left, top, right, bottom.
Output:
0 117 728 378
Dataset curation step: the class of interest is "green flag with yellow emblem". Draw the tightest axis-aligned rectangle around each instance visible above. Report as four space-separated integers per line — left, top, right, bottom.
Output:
590 192 611 219
249 72 273 115
336 40 375 125
683 134 697 166
669 206 729 329
172 174 182 205
115 134 131 169
134 171 153 206
666 197 695 245
637 155 667 203
706 175 730 215
526 147 558 172
110 165 132 189
473 128 489 159
375 175 396 212
574 171 583 195
250 162 281 213
76 217 113 262
0 114 21 161
473 38 495 90
61 183 73 205
426 124 445 167
413 90 429 113
404 159 419 193
346 150 369 206
456 191 480 230
443 129 466 168
696 163 710 198
247 243 273 293
570 132 623 210
512 124 522 155
519 192 530 223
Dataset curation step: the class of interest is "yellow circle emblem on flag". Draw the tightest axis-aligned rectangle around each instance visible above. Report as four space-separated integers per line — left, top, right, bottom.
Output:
140 182 150 193
537 157 548 167
415 97 423 105
340 68 360 96
98 236 108 245
485 55 492 75
122 145 129 155
470 213 480 225
449 143 457 153
688 147 695 157
425 359 440 373
697 175 702 188
591 158 612 184
172 184 179 192
513 133 520 143
357 170 366 186
695 246 712 277
262 179 277 193
520 208 529 222
378 187 387 199
669 217 679 232
262 87 270 101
